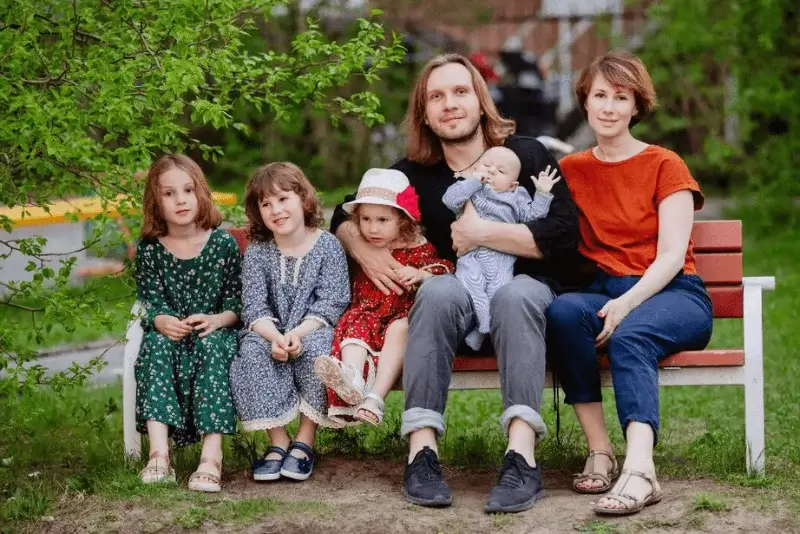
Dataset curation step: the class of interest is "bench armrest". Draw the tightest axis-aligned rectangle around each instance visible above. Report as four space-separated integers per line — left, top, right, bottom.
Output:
123 300 144 460
743 276 775 291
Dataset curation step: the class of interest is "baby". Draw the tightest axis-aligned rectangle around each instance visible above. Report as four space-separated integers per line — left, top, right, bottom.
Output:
442 146 561 350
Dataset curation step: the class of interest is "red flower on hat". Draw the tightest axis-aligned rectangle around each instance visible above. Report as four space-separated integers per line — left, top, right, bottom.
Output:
396 185 421 221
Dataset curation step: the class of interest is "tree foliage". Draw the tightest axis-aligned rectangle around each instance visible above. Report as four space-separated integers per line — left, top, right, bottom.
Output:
0 0 404 393
630 0 799 229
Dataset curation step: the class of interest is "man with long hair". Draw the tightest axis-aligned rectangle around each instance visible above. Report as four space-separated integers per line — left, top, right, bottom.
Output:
330 53 580 513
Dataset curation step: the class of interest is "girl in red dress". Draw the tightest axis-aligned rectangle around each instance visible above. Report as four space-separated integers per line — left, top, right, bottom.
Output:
314 168 453 426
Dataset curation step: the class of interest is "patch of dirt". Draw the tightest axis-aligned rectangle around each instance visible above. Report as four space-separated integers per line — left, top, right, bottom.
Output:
39 457 800 534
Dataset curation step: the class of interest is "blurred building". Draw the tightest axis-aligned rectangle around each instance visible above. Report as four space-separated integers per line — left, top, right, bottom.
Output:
370 0 656 143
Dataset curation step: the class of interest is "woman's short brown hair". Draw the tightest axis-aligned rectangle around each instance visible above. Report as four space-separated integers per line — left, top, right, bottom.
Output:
244 162 323 242
140 154 221 239
349 204 420 245
574 51 657 127
403 53 516 165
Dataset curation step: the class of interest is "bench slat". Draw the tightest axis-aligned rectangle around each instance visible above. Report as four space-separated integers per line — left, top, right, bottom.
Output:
708 286 743 318
695 252 743 284
691 220 742 252
452 349 744 373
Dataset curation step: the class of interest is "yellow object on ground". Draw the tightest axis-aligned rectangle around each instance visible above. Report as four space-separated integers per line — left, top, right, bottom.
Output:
0 192 238 228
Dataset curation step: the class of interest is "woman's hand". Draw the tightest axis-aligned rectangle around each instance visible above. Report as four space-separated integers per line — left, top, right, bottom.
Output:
595 297 636 348
349 236 405 295
154 315 193 341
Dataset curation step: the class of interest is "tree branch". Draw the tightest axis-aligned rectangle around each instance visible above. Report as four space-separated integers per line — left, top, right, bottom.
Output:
0 300 44 313
0 236 104 257
124 17 162 69
33 13 104 44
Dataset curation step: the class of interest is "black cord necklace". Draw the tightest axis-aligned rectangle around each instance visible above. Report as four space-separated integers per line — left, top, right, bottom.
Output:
451 148 487 176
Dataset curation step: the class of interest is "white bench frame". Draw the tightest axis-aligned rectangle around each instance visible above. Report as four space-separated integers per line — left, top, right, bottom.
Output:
122 276 775 474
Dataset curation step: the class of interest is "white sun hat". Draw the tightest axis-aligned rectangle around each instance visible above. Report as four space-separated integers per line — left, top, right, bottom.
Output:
342 168 421 221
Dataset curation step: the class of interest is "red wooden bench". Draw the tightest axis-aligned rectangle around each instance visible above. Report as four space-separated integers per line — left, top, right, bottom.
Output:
122 220 774 474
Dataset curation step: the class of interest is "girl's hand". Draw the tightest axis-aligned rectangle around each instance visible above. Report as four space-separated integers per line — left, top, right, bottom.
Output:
183 313 221 338
394 266 427 288
284 331 303 358
271 334 289 362
595 297 636 348
531 165 561 194
154 314 193 341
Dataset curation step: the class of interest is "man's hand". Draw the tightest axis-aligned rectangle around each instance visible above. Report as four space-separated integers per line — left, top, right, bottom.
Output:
154 315 193 341
346 228 405 295
450 201 486 257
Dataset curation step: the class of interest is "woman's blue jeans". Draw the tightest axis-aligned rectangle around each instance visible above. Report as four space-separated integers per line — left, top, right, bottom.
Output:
546 272 713 445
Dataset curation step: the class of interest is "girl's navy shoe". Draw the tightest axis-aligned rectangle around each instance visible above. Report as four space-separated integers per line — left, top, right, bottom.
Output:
252 445 289 481
280 441 316 481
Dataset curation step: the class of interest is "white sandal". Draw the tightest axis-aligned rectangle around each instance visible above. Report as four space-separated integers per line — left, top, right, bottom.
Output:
354 393 385 427
314 355 366 405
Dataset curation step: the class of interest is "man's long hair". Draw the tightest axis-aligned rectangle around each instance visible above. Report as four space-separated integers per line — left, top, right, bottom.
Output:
402 53 515 165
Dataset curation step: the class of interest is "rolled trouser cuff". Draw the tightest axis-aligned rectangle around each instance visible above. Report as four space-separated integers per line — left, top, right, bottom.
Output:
401 408 445 439
501 405 548 440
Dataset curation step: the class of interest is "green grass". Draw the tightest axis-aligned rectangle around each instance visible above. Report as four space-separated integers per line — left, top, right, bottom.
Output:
575 521 622 534
175 499 329 529
1 211 798 530
692 492 730 512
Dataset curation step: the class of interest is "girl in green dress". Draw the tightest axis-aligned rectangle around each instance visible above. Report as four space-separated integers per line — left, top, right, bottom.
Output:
135 154 242 493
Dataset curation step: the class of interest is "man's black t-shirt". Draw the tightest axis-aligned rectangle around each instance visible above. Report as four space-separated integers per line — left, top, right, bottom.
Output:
330 135 584 293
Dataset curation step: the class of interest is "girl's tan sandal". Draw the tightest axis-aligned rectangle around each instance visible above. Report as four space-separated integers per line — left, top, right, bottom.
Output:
139 451 176 484
593 469 662 516
188 456 222 493
572 450 620 494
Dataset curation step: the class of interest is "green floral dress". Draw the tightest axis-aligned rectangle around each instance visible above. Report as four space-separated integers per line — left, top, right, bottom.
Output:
134 228 242 446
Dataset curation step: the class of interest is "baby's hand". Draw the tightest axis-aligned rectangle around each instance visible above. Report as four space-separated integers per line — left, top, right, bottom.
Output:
531 165 561 194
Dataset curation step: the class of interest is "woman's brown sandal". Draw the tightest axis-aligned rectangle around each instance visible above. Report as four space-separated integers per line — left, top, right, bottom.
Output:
594 469 662 516
139 451 176 484
188 456 222 493
572 450 619 494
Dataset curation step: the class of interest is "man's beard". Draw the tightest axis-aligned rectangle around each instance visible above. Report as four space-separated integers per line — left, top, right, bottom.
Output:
437 118 482 147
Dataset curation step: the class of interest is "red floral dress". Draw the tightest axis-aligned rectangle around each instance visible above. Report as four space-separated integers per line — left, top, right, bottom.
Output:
327 240 453 423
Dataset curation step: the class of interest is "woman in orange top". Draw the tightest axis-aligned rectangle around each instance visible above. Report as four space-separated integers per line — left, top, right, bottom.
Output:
547 52 713 516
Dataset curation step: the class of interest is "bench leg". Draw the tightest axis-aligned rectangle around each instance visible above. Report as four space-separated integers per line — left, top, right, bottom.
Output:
743 281 766 475
123 303 144 461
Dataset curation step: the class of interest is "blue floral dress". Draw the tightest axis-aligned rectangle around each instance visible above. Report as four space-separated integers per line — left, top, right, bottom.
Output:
230 231 350 430
134 228 242 446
